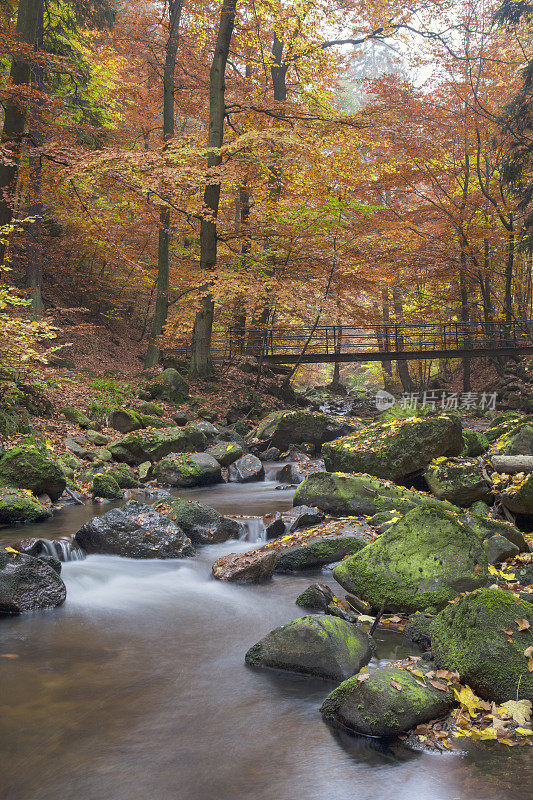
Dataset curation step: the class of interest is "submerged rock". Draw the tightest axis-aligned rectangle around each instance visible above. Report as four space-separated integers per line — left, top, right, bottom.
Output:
320 666 453 737
154 497 239 544
333 503 488 612
152 452 222 487
74 500 194 559
430 587 533 703
0 447 66 502
323 414 463 482
295 583 336 611
245 614 373 681
0 549 66 613
0 488 51 524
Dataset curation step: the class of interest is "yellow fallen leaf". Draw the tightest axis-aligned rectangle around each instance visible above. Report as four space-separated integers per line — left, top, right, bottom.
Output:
515 727 533 736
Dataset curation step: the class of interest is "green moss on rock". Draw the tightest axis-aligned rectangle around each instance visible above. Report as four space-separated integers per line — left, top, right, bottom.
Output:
322 414 463 481
430 588 533 702
91 472 122 500
332 503 488 612
0 488 51 524
320 666 454 737
0 447 66 502
245 614 373 680
424 457 492 507
461 429 490 457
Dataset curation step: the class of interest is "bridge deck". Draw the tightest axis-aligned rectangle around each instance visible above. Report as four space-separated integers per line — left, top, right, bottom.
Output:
169 322 533 364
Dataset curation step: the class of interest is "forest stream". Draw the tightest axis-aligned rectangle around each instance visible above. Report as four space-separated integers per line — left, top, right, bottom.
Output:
0 475 532 800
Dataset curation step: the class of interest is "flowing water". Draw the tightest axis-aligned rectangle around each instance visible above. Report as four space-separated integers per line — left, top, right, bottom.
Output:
0 479 531 800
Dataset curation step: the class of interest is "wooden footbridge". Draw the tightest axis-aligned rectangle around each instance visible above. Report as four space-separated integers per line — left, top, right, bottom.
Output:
171 321 533 364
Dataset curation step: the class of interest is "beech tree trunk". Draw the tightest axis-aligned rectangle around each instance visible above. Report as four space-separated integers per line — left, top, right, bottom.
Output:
145 0 183 367
392 286 414 392
0 0 43 265
25 0 44 314
190 0 237 377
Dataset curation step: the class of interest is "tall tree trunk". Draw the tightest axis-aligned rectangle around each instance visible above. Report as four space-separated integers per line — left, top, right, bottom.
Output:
505 224 514 325
459 249 471 392
190 0 237 377
25 0 44 314
380 286 393 386
145 0 183 367
0 0 43 265
392 286 414 392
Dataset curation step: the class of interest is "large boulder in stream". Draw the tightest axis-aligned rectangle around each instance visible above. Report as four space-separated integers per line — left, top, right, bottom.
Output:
245 614 373 681
212 549 278 583
206 441 243 466
0 446 66 502
333 504 488 613
108 429 203 466
254 410 355 453
0 548 66 613
74 500 194 559
424 457 492 507
320 665 454 737
0 488 51 524
154 497 239 544
322 414 463 482
430 588 533 703
228 454 264 483
152 452 221 487
293 471 447 517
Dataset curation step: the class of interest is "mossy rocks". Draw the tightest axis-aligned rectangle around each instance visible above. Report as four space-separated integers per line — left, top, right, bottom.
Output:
144 368 189 404
110 409 143 434
0 488 51 524
323 415 463 482
108 429 197 466
206 441 244 466
154 497 239 544
59 406 91 429
499 473 533 515
254 410 355 452
320 666 454 737
228 454 264 483
430 588 533 703
152 452 221 487
0 447 66 502
424 457 492 507
0 548 66 613
74 500 194 559
464 513 529 553
91 472 122 500
493 424 533 456
106 463 139 489
332 504 488 613
461 429 489 457
293 471 437 517
245 614 373 681
274 529 367 573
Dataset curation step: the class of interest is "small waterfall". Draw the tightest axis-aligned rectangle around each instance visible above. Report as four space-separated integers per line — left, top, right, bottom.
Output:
231 516 266 543
34 538 86 562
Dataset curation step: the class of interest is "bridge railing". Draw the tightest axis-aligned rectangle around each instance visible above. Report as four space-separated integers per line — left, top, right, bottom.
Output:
166 320 531 362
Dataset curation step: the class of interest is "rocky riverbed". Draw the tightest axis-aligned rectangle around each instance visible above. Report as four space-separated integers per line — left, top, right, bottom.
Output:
1 395 533 798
